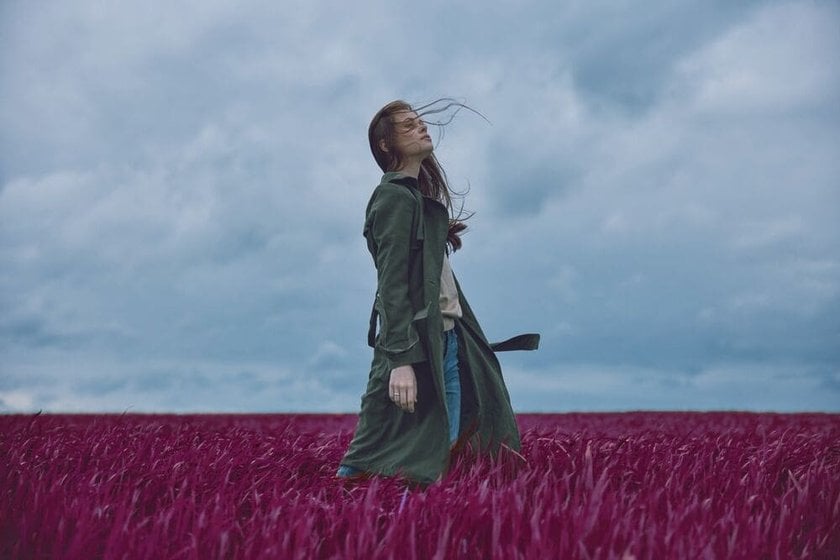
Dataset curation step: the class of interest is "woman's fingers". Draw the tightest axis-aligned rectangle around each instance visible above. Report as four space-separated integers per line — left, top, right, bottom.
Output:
389 384 415 412
390 385 404 408
389 366 417 413
400 386 414 412
407 384 416 413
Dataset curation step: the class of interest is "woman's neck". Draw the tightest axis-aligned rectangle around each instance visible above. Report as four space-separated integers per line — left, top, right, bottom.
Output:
394 159 422 179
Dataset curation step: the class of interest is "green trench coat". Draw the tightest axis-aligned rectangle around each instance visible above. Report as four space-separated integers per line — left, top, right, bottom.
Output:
340 172 539 485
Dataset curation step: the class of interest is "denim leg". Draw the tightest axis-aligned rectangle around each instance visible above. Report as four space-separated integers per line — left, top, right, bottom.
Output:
443 329 461 445
336 464 363 478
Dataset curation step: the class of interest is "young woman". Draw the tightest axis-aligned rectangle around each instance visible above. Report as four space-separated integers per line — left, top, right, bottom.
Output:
336 99 538 485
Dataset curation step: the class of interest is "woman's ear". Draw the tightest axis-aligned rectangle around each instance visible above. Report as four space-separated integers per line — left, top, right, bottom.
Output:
379 139 389 153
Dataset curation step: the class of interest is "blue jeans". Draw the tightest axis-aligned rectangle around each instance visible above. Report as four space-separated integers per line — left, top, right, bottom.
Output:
443 328 461 445
337 329 461 478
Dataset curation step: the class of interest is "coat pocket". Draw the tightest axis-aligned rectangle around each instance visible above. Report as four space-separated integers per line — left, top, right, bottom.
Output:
373 295 424 355
411 304 429 336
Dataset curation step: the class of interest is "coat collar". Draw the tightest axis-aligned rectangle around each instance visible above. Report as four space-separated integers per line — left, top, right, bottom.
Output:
380 171 449 216
381 171 419 191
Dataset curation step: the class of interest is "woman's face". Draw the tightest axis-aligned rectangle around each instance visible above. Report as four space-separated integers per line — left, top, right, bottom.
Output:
386 110 433 161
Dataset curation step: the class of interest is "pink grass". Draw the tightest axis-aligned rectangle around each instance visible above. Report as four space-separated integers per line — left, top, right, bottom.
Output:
1 412 838 559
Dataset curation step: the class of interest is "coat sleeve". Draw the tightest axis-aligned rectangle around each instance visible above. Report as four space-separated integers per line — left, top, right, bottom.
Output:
366 186 427 369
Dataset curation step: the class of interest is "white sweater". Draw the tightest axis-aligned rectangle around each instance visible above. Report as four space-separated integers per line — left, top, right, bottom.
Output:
439 254 463 331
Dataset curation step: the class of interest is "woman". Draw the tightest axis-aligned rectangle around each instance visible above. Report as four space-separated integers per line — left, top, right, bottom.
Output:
336 99 538 485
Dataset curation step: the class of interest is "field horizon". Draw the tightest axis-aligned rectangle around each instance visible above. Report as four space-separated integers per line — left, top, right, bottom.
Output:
5 408 838 415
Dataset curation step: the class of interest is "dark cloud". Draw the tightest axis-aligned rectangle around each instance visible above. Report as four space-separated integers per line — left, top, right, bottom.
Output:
566 2 768 113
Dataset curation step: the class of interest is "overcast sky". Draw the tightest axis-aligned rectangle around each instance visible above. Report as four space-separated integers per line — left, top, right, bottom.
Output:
1 0 838 413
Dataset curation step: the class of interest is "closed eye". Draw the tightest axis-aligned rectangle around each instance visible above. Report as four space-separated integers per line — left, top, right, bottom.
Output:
400 117 425 131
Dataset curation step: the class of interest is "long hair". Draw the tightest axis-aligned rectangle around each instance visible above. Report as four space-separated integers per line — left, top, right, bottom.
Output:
368 98 480 251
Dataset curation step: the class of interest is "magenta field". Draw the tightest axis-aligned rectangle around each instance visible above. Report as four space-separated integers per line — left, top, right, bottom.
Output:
1 412 838 559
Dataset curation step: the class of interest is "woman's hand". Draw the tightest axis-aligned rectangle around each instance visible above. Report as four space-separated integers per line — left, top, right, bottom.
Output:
389 365 417 412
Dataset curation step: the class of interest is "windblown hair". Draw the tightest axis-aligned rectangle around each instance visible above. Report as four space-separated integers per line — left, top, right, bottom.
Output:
368 98 480 252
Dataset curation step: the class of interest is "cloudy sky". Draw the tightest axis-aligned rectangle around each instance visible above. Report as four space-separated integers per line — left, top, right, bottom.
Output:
1 0 838 413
